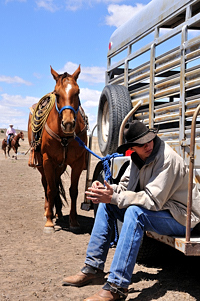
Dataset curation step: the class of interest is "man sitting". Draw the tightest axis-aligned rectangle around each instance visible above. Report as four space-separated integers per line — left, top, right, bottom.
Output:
62 120 200 301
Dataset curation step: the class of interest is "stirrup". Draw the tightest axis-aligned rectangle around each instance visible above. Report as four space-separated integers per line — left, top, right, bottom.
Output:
28 147 42 167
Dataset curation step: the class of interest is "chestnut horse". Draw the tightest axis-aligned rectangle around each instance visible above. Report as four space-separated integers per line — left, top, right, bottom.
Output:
28 65 88 232
2 131 24 159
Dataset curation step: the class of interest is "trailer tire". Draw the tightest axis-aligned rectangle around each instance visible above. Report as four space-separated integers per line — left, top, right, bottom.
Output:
97 85 132 156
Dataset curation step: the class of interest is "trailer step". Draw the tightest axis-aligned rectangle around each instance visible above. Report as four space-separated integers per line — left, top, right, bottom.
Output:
146 231 200 256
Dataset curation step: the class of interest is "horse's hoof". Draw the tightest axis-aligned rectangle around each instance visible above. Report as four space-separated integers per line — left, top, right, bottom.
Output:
43 226 55 234
45 219 54 227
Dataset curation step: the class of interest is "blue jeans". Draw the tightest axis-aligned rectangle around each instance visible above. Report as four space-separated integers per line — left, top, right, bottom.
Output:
85 203 186 288
7 134 11 144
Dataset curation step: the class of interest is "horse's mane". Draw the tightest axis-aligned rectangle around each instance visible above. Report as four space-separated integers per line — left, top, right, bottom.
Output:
61 72 69 79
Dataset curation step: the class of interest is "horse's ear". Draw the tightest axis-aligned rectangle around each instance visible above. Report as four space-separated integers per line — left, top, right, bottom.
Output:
72 65 81 81
50 66 59 81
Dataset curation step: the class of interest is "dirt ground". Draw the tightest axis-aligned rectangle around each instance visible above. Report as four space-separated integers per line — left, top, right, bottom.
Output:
1 130 200 301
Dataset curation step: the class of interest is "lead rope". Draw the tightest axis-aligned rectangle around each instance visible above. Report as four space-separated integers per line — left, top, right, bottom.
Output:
75 136 123 182
75 136 123 247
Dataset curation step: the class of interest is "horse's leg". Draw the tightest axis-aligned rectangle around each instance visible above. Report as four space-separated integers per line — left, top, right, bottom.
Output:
43 156 58 229
38 166 48 219
2 143 7 158
13 147 17 160
3 148 6 158
69 165 83 229
54 192 64 222
55 194 62 219
7 145 11 157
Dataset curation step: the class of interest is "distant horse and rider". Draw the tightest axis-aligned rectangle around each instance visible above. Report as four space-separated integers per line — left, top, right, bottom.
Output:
2 124 24 159
28 65 88 233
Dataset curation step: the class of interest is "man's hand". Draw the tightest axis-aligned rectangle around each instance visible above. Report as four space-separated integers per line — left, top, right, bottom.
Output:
85 180 113 204
91 180 104 189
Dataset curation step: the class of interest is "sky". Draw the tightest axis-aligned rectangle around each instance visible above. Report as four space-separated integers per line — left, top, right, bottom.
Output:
0 0 151 133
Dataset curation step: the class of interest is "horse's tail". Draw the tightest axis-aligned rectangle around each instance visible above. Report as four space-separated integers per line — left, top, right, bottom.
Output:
2 139 6 149
59 178 68 205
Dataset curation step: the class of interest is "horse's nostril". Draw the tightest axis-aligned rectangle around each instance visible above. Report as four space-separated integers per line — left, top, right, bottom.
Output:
72 120 76 128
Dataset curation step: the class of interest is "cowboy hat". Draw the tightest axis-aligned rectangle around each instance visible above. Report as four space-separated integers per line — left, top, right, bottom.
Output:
117 120 158 154
9 124 13 127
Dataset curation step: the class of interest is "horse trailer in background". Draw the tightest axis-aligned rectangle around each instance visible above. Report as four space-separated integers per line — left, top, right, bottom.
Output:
91 0 200 258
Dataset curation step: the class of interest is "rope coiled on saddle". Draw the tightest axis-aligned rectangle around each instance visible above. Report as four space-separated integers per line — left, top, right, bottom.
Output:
31 93 56 147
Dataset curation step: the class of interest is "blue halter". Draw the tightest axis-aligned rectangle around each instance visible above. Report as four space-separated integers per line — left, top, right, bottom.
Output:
55 97 80 118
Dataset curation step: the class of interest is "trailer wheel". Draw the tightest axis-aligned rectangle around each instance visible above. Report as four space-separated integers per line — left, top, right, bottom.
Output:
97 85 132 156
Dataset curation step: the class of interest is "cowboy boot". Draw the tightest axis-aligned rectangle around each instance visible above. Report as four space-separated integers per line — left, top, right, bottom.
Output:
83 282 128 301
62 265 105 287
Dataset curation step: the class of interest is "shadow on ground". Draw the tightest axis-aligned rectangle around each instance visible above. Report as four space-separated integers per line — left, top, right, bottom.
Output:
129 243 200 300
55 214 95 234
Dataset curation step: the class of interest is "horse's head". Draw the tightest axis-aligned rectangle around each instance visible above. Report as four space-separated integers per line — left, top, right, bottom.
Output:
51 65 81 135
19 131 24 141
